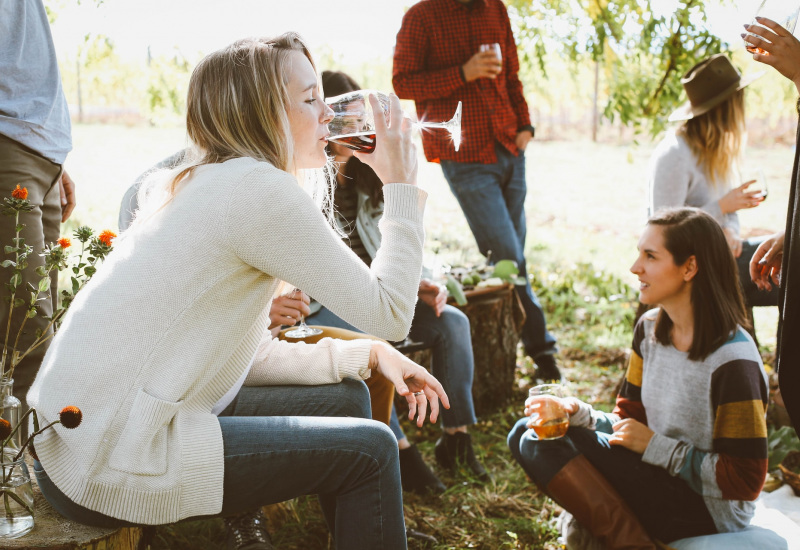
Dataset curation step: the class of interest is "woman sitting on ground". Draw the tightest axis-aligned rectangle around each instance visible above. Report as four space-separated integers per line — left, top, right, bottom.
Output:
508 208 768 548
269 70 488 495
28 33 448 550
648 54 777 311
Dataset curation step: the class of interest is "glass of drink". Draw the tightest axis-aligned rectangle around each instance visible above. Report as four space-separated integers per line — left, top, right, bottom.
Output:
526 383 569 440
283 289 323 339
743 168 769 201
326 90 462 153
479 43 502 65
744 1 800 54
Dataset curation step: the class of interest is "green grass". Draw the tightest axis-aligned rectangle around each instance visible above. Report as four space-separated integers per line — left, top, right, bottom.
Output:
62 124 791 549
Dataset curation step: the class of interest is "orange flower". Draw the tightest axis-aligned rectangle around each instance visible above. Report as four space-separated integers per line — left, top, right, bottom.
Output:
58 237 72 249
11 185 28 200
97 230 117 247
0 418 10 440
59 406 82 429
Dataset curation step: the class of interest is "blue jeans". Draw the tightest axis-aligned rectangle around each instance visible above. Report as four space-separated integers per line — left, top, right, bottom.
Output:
507 418 716 542
307 301 478 440
35 379 407 549
440 144 557 359
738 236 780 308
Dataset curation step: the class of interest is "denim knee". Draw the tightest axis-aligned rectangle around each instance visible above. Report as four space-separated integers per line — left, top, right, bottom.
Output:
438 306 471 342
507 417 530 464
334 378 372 419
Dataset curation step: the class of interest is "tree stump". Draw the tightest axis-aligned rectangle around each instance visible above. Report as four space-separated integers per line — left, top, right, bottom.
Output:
452 285 526 415
2 456 146 550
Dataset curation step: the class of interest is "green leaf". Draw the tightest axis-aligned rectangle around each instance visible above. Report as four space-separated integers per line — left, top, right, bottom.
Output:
38 278 50 293
84 266 96 277
34 266 46 277
26 308 37 319
15 224 23 233
0 260 14 268
4 246 15 254
71 277 80 294
12 298 24 308
492 260 520 282
10 273 21 288
445 275 468 306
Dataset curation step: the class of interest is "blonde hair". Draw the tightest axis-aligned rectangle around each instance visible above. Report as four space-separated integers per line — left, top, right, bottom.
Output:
677 89 746 189
134 33 317 224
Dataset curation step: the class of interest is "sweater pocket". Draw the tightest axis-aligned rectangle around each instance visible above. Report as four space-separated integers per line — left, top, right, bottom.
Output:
109 389 182 476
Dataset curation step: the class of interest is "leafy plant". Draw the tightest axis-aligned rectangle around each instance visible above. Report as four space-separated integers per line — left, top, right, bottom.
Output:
767 425 800 471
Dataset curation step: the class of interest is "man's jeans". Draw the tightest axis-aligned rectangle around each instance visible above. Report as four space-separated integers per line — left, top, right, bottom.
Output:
34 380 408 549
308 301 478 441
440 144 557 359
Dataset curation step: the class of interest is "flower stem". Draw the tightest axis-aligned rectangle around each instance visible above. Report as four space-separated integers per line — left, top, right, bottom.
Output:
1 210 21 377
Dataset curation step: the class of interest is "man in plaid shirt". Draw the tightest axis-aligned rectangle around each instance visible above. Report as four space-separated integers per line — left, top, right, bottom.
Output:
393 0 560 381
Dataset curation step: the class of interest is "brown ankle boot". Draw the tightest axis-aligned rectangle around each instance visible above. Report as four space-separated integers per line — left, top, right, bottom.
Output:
546 455 656 550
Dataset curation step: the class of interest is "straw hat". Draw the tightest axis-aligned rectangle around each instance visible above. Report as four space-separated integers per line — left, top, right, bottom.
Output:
668 54 763 122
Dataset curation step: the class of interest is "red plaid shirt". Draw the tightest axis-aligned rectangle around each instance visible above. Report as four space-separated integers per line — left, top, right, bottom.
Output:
392 0 531 164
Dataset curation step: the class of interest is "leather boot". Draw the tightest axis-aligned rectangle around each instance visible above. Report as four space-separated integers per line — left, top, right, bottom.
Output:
434 432 491 482
399 444 446 495
225 508 275 550
545 455 656 550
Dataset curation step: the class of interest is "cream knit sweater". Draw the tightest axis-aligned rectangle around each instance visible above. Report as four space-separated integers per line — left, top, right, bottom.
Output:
27 157 427 524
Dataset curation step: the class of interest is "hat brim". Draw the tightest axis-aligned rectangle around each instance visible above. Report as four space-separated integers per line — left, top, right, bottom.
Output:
668 71 764 123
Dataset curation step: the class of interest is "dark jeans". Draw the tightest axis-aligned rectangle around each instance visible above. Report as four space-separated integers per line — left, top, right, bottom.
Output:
307 300 478 440
35 380 407 549
507 418 717 543
440 143 557 360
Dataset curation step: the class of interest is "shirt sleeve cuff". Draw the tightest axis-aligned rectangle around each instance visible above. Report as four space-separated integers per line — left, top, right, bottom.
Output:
518 124 535 138
642 432 683 473
382 183 427 225
333 339 374 380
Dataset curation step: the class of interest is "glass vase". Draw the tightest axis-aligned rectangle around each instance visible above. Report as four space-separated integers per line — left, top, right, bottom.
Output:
0 448 34 539
0 378 21 451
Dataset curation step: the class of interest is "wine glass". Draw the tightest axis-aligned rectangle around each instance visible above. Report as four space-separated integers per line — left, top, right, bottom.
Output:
283 289 323 339
326 90 462 153
744 0 800 54
743 168 769 201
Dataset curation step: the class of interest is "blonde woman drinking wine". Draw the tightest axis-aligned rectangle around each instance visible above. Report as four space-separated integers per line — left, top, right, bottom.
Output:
28 33 448 550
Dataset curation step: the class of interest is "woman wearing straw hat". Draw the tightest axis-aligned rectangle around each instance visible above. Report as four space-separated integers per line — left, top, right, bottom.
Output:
648 53 778 311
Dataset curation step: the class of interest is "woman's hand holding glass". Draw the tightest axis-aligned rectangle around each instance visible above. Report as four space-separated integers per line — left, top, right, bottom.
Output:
268 290 311 331
718 180 765 215
369 342 450 427
743 17 800 94
524 395 594 429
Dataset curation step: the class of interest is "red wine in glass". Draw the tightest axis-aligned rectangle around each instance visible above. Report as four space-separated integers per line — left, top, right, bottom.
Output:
327 131 376 153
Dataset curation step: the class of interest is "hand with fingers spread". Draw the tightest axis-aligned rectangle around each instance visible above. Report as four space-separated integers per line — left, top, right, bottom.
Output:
418 278 447 317
718 180 765 215
743 17 800 94
368 341 450 427
749 230 784 290
354 93 417 186
268 289 311 330
608 418 654 454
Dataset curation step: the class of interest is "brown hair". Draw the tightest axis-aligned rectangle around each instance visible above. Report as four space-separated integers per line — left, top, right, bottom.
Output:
677 89 745 189
648 208 747 361
320 70 384 208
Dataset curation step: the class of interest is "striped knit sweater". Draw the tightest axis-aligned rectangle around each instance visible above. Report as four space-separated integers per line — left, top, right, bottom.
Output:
602 310 768 533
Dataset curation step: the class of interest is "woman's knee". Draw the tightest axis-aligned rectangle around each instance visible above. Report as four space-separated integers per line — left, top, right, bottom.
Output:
332 378 372 419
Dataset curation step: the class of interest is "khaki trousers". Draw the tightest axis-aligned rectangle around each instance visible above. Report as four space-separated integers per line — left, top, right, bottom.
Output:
0 133 62 412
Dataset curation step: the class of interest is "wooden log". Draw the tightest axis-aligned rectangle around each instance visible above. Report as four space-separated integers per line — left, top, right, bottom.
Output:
2 456 146 550
452 285 526 415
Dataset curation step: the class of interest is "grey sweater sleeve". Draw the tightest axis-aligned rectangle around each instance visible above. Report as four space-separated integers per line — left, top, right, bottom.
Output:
649 138 692 216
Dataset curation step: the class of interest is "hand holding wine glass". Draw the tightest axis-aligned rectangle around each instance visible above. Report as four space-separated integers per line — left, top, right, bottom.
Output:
744 15 800 94
282 289 323 339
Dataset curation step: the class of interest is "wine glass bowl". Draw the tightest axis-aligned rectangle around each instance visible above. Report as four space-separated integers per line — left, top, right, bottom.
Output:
744 1 800 54
326 90 462 153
